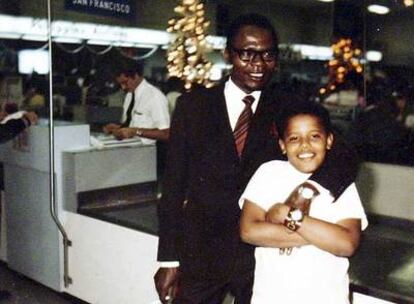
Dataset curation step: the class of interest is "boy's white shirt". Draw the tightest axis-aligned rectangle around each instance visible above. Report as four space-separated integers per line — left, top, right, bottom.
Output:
239 160 368 304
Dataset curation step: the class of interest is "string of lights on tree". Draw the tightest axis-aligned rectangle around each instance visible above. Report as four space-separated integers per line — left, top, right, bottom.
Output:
166 0 213 90
319 38 363 95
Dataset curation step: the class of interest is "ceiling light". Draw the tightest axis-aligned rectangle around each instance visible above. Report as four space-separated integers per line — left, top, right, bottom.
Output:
367 4 390 14
317 0 334 2
53 37 82 44
87 39 110 46
21 34 48 41
366 50 382 62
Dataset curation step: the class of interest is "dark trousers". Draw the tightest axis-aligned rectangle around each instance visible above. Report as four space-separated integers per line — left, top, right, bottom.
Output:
173 268 253 304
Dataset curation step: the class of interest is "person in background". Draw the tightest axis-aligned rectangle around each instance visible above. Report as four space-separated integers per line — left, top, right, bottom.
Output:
154 13 359 304
0 112 37 144
0 104 38 144
393 91 413 127
103 61 170 144
350 91 413 164
239 101 367 304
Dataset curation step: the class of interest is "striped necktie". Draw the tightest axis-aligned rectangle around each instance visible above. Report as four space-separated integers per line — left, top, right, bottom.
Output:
123 92 135 127
234 95 255 157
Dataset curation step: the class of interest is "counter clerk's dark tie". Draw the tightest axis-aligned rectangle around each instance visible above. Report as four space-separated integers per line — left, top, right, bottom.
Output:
234 95 254 157
122 92 135 127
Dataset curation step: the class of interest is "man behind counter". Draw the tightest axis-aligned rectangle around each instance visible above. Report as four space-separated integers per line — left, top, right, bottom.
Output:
103 62 170 143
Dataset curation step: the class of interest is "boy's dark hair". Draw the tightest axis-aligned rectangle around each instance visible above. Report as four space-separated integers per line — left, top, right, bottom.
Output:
113 60 144 78
226 13 279 56
277 101 333 137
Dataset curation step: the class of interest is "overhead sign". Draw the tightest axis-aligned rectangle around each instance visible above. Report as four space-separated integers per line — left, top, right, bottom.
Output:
65 0 135 20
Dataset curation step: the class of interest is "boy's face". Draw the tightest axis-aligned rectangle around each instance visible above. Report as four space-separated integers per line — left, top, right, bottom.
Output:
279 114 333 174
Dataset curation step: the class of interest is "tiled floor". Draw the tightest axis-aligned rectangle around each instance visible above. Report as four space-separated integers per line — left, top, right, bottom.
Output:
0 262 86 304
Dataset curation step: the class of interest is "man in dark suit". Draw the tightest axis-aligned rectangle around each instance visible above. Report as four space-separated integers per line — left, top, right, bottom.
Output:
154 14 359 304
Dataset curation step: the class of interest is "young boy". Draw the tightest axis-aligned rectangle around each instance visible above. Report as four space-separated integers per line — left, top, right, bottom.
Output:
239 101 368 304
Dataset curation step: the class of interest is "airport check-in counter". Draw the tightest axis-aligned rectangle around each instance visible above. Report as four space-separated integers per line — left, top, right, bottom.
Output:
0 121 161 303
0 121 90 291
62 141 158 214
61 139 161 303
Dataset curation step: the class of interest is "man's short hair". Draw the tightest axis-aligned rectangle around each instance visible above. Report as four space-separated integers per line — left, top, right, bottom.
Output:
276 100 333 137
114 60 144 78
226 13 279 56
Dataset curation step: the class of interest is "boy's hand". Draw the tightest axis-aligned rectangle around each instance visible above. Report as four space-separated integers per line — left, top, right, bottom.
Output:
266 203 290 224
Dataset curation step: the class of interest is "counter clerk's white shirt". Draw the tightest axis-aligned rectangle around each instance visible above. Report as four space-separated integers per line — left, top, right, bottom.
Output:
239 160 368 304
122 79 170 145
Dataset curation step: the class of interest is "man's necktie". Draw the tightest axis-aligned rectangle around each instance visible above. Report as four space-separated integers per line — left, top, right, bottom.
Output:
234 95 255 157
123 92 135 127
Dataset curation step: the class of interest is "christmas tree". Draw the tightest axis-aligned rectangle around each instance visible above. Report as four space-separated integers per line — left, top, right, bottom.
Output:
166 0 213 90
320 38 363 95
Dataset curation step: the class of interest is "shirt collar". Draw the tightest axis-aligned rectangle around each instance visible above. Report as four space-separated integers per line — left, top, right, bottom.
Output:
134 78 147 97
226 77 261 102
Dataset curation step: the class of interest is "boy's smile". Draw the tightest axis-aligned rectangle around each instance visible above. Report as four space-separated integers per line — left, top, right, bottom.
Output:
279 114 334 173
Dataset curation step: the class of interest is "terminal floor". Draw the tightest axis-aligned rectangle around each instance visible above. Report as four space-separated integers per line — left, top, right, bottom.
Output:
0 262 86 304
0 262 235 304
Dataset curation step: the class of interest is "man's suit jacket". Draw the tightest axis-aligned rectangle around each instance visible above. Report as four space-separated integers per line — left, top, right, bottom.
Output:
157 82 359 281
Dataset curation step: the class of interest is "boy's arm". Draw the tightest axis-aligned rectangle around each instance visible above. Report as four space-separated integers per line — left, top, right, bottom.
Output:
296 217 362 257
240 200 309 248
309 132 360 199
261 201 362 257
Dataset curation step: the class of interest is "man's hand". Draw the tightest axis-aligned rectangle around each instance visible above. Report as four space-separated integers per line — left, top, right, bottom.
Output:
102 123 120 135
23 112 38 126
266 203 289 224
154 267 180 304
112 127 136 140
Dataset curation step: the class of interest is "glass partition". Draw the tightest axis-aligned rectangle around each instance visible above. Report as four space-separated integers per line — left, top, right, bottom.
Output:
0 0 60 290
357 0 414 165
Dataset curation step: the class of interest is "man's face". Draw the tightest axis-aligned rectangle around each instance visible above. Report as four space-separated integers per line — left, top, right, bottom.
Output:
116 73 140 93
225 25 277 94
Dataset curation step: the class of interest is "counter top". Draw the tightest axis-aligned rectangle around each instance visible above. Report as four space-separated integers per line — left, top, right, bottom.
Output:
349 215 414 303
80 206 414 303
79 200 159 236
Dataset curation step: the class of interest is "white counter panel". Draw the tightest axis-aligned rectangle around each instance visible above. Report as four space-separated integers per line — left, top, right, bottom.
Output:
64 211 160 304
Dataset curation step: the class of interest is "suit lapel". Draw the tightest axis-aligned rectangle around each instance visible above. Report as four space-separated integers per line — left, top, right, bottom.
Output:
205 84 240 161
